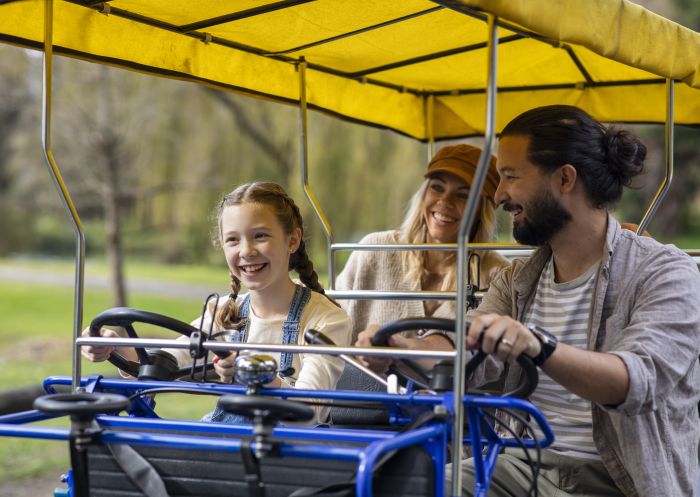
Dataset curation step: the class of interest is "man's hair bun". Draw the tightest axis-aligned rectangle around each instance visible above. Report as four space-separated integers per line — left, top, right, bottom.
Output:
603 127 646 187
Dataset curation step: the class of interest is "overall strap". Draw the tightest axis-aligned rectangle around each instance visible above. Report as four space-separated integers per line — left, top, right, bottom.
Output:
229 294 251 344
279 285 312 377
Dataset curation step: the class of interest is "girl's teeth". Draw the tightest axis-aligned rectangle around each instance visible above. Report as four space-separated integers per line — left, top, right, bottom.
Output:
242 263 265 273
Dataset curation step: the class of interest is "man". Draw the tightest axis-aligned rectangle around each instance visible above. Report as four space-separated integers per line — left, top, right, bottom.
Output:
449 105 700 496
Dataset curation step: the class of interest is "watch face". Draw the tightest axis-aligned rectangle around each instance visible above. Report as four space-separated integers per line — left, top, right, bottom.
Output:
529 325 556 346
527 324 557 367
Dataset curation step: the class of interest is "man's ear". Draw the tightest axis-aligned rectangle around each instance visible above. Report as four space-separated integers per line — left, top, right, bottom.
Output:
288 227 302 253
558 164 577 194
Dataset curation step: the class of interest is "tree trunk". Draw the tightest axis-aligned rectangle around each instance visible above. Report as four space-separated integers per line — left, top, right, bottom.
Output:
103 142 128 307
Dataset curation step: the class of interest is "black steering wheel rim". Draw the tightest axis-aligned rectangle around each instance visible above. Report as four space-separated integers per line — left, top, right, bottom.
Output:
34 393 129 417
371 318 456 390
89 307 210 380
370 317 539 398
218 395 314 423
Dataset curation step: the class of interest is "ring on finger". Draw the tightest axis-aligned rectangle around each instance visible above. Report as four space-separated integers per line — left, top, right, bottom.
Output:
500 338 514 348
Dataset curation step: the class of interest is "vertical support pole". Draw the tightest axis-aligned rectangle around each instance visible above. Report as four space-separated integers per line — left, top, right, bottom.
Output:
425 93 436 161
297 59 335 287
637 79 674 235
451 14 498 497
43 0 86 391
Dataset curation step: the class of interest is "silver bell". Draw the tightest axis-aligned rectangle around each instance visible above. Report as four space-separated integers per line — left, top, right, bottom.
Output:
234 354 277 392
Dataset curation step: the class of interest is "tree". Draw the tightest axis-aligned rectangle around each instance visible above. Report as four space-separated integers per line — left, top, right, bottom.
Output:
0 47 32 255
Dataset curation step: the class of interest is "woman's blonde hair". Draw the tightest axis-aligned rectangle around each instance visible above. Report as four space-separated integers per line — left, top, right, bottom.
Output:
213 181 332 329
399 178 497 292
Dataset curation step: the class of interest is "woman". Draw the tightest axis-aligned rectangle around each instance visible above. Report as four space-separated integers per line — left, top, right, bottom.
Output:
336 144 509 345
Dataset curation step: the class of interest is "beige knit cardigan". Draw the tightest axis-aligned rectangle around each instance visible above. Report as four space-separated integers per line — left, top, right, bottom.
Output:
335 230 510 342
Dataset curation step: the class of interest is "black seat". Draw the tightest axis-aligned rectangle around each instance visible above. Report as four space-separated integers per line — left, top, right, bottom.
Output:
85 430 434 497
330 366 390 427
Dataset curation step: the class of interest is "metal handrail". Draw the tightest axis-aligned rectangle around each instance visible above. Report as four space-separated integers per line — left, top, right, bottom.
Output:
298 59 335 285
43 0 86 391
638 79 674 235
75 337 457 361
451 14 499 497
326 289 477 301
425 93 436 161
331 242 526 251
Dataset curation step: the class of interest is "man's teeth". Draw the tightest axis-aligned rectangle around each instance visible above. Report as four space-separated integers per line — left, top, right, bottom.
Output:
433 212 456 223
240 263 265 273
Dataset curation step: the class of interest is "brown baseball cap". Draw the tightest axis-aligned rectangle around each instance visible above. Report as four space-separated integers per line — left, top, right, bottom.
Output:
424 144 499 201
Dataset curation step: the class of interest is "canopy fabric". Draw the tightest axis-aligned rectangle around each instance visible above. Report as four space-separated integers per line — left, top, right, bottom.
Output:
0 0 698 140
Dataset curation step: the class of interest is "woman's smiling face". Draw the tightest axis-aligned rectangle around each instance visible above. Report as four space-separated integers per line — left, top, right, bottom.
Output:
220 202 300 294
421 172 472 243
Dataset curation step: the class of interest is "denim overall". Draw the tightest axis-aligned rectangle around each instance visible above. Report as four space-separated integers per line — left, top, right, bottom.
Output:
202 285 312 424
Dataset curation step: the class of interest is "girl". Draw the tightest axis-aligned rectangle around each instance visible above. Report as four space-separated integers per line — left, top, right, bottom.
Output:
83 181 351 424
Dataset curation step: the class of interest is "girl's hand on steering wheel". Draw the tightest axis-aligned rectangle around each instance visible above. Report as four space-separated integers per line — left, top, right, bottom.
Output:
213 354 235 383
80 327 120 362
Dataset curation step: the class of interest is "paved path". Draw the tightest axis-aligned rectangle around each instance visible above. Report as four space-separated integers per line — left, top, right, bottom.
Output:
0 265 227 300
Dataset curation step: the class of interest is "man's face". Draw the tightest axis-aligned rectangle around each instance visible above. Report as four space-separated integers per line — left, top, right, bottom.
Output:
496 135 572 246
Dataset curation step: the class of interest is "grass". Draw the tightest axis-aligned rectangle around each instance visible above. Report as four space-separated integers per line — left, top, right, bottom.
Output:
0 258 229 482
0 282 206 389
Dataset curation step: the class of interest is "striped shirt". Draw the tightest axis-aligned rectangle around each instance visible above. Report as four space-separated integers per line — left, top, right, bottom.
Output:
524 256 601 461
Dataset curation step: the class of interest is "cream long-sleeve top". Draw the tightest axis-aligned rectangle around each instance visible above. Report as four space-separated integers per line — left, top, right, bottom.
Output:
166 290 351 423
335 230 509 341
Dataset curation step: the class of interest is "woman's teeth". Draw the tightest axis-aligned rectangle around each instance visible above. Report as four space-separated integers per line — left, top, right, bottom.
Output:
433 212 456 223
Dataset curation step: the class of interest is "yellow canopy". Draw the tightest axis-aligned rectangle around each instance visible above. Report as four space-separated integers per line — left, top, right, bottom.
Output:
0 0 698 140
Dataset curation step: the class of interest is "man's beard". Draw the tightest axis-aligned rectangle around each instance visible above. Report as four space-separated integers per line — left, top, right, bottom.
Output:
504 189 572 246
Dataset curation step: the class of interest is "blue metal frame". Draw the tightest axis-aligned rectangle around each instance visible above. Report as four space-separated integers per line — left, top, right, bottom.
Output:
0 375 553 497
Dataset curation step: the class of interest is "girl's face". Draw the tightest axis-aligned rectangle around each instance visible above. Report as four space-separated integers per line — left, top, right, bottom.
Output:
221 202 301 295
421 172 473 243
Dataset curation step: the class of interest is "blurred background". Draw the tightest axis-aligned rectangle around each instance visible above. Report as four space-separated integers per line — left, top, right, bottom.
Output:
0 0 698 493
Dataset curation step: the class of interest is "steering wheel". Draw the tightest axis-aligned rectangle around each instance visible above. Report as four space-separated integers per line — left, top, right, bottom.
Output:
370 318 455 390
371 317 539 398
34 392 129 420
89 307 214 381
218 395 314 424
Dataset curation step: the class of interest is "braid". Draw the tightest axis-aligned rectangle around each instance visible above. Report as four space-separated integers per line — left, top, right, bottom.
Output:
292 239 340 307
291 239 323 293
215 272 243 329
285 198 340 308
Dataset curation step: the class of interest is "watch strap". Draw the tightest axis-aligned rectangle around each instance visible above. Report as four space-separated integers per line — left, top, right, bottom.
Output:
527 324 557 367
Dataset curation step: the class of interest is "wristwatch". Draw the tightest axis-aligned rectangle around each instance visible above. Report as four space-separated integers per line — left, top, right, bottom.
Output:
527 324 558 367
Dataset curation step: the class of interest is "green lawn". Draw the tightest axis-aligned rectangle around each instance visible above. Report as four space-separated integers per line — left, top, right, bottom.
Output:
0 259 227 482
0 281 206 389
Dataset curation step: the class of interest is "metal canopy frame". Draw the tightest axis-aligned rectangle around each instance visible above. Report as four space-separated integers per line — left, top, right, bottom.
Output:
33 0 679 375
31 3 683 496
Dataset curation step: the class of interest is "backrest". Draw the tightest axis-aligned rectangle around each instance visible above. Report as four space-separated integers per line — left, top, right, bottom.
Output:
330 367 390 426
86 432 434 497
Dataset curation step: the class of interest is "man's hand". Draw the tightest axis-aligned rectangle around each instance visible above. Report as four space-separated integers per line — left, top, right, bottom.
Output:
467 314 540 364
